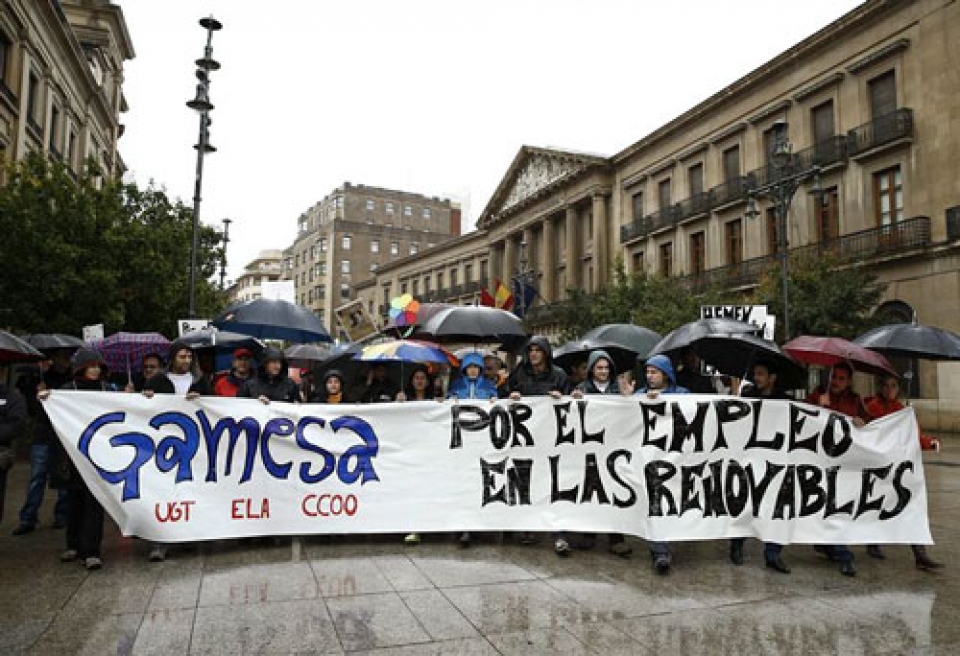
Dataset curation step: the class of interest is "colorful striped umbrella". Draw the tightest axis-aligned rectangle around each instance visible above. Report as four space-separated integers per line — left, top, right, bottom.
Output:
90 332 171 375
354 339 459 367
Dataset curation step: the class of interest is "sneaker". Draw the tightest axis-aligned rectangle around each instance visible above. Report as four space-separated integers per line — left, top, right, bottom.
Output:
653 555 671 575
404 533 421 545
148 545 167 562
459 532 472 548
60 549 79 563
84 557 103 571
554 538 571 557
609 542 633 558
730 541 744 566
840 560 856 577
12 524 35 536
866 545 885 559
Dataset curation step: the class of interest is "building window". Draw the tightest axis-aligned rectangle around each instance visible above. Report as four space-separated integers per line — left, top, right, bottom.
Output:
631 192 644 221
308 289 314 303
309 246 316 260
632 250 644 273
340 283 350 300
725 219 743 266
336 196 344 208
688 164 704 196
400 282 408 294
0 31 11 87
409 243 418 255
766 207 779 256
27 71 40 127
412 279 419 295
423 208 431 219
659 243 673 277
366 199 375 210
480 260 488 281
370 239 379 253
390 242 399 255
342 236 351 250
811 100 836 145
318 285 325 299
450 269 458 287
341 260 351 274
874 166 903 226
869 70 897 119
690 231 705 274
66 130 77 166
386 202 394 214
319 238 327 252
437 272 445 290
763 123 787 166
49 105 60 153
295 253 300 267
404 205 412 217
658 179 671 211
319 262 327 275
465 264 473 282
722 145 740 182
424 276 431 293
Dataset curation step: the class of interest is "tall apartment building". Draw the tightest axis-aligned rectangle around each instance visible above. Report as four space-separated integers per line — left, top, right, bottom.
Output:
282 182 460 337
0 1 133 181
359 0 960 428
227 249 284 304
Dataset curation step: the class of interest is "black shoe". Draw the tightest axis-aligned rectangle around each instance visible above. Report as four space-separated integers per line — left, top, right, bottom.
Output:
653 555 671 575
867 545 886 559
458 532 471 549
914 550 944 571
554 538 571 557
730 542 744 566
765 557 791 574
11 524 35 536
840 561 856 577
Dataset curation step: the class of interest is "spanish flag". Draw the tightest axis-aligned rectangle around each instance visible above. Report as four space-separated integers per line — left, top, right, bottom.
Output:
479 287 496 307
494 279 514 310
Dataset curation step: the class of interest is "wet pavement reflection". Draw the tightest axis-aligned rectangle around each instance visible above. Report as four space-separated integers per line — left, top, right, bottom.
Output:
1 443 958 654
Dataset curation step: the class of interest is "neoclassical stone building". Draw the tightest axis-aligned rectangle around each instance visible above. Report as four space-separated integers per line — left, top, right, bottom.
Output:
360 0 960 427
0 0 133 180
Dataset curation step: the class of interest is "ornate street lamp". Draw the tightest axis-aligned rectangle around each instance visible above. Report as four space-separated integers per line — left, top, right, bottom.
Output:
745 120 823 340
513 238 536 318
186 16 222 317
219 217 232 290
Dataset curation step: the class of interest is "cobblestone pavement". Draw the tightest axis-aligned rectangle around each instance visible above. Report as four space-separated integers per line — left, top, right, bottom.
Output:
1 443 958 655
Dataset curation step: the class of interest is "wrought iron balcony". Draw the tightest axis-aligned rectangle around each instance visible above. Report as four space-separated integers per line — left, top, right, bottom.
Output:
710 175 752 207
794 135 847 170
675 191 714 221
847 108 913 158
678 215 931 292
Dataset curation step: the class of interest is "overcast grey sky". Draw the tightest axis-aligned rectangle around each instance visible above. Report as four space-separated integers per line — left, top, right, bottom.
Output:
119 0 863 280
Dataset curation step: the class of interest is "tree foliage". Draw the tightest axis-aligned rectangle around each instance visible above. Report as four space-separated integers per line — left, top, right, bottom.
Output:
750 254 887 341
0 154 225 336
552 259 728 340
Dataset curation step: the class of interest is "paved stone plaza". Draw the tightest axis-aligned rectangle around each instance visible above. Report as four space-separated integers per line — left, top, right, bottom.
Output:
1 442 958 655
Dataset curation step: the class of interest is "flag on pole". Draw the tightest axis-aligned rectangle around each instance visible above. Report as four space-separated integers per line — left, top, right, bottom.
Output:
511 278 538 318
494 279 514 310
480 287 496 307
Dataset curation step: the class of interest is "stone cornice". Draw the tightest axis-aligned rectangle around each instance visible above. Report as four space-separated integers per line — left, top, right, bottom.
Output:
676 143 709 162
620 171 647 190
847 38 909 74
747 99 792 126
709 121 748 145
793 72 845 102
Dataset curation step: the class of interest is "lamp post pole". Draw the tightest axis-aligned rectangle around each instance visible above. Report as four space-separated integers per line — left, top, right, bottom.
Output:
513 239 528 318
745 120 822 341
219 217 232 290
186 16 222 317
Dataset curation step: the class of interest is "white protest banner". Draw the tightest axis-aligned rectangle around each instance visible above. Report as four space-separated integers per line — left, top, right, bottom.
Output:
261 280 296 303
178 319 210 336
701 305 775 340
82 323 104 342
42 392 931 545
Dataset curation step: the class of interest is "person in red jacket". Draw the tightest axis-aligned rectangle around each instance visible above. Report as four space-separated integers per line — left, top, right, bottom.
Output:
864 374 943 570
806 362 863 576
213 348 254 397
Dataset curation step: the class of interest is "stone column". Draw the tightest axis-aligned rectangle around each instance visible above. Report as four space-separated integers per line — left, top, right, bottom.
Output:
522 226 534 270
565 205 581 290
592 192 609 291
541 216 556 302
503 236 516 284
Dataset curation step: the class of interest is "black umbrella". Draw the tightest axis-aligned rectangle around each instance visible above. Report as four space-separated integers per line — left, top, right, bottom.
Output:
554 339 644 374
580 324 663 360
284 343 333 368
177 329 264 354
692 333 807 389
25 334 86 351
0 331 45 364
649 318 760 357
854 322 960 361
212 299 333 344
418 306 526 346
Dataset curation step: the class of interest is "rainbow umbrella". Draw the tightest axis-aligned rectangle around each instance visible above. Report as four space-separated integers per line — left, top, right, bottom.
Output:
388 294 421 328
354 339 459 367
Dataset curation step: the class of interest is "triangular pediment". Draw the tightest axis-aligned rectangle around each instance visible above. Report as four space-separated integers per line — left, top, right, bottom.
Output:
478 146 608 227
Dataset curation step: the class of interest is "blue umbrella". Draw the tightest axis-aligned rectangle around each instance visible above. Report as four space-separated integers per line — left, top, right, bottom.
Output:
212 299 333 344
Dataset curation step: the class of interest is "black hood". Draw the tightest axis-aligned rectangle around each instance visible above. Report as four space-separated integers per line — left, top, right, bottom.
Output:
258 346 289 380
323 369 344 385
70 347 107 376
523 335 554 366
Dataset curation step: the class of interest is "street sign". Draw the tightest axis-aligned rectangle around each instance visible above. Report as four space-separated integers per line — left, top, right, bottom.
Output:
701 305 776 340
178 319 210 336
82 323 104 342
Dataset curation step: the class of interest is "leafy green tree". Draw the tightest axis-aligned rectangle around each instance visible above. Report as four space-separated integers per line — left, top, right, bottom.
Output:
750 254 886 341
552 259 728 339
0 154 225 336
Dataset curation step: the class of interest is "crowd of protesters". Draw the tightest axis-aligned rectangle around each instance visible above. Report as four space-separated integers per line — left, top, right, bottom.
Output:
0 334 943 576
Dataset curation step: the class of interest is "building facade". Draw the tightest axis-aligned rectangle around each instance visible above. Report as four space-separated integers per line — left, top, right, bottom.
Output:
227 249 284 304
0 0 133 181
361 0 960 428
282 182 460 336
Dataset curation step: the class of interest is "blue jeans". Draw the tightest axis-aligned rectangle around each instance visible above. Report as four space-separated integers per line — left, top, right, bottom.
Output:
18 443 68 527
